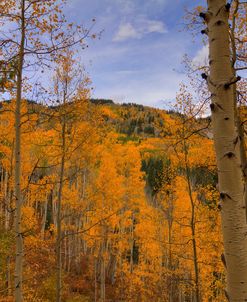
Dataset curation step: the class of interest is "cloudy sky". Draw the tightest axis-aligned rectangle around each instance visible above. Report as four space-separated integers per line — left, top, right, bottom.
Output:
65 0 207 108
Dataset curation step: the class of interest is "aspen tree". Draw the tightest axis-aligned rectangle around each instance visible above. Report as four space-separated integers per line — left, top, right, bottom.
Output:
14 2 25 300
51 51 92 302
0 1 93 300
174 88 201 301
200 1 247 300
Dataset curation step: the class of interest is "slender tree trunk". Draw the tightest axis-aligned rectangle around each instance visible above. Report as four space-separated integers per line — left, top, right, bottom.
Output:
14 1 25 301
205 1 247 300
186 171 200 302
182 137 200 302
56 115 66 302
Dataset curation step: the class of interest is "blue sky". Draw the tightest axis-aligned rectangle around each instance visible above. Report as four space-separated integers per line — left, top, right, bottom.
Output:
65 0 207 108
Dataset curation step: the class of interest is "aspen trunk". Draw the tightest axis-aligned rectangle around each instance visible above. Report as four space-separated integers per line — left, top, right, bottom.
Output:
230 0 247 222
56 116 66 302
14 1 25 301
205 1 247 300
182 134 200 301
185 164 200 302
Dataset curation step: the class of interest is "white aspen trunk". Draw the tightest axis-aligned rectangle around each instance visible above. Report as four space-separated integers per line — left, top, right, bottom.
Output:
14 1 25 300
184 152 200 302
204 1 247 300
230 0 247 221
56 115 66 302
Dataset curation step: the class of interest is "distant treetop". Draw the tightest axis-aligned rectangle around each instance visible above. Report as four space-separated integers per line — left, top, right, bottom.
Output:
90 98 114 105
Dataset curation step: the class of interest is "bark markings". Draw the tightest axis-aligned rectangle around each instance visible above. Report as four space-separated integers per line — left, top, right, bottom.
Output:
205 0 247 300
14 1 25 301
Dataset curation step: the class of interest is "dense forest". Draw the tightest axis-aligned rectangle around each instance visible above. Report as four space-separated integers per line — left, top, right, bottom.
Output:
0 98 222 301
0 0 247 301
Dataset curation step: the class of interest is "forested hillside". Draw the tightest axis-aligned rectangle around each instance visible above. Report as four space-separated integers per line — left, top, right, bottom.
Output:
0 99 224 301
0 0 246 301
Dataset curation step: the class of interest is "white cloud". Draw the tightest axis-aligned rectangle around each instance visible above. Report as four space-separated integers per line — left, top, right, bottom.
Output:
113 17 167 42
145 20 166 33
113 23 140 41
192 44 209 68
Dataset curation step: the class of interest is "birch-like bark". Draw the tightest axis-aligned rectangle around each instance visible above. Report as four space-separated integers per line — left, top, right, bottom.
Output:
184 141 200 302
230 0 247 221
204 1 247 300
14 1 25 301
56 114 66 302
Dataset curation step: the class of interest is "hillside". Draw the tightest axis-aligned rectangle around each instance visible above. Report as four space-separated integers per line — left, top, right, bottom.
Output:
90 98 206 132
0 98 221 301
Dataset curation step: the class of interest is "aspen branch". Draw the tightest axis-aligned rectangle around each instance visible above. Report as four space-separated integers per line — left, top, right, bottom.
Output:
61 208 125 240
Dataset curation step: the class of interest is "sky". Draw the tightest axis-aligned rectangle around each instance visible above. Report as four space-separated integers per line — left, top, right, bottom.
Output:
65 0 207 108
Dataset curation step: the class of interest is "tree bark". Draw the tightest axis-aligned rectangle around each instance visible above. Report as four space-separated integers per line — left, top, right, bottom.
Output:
205 0 247 300
230 0 247 222
183 140 200 302
56 114 66 302
14 1 25 301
